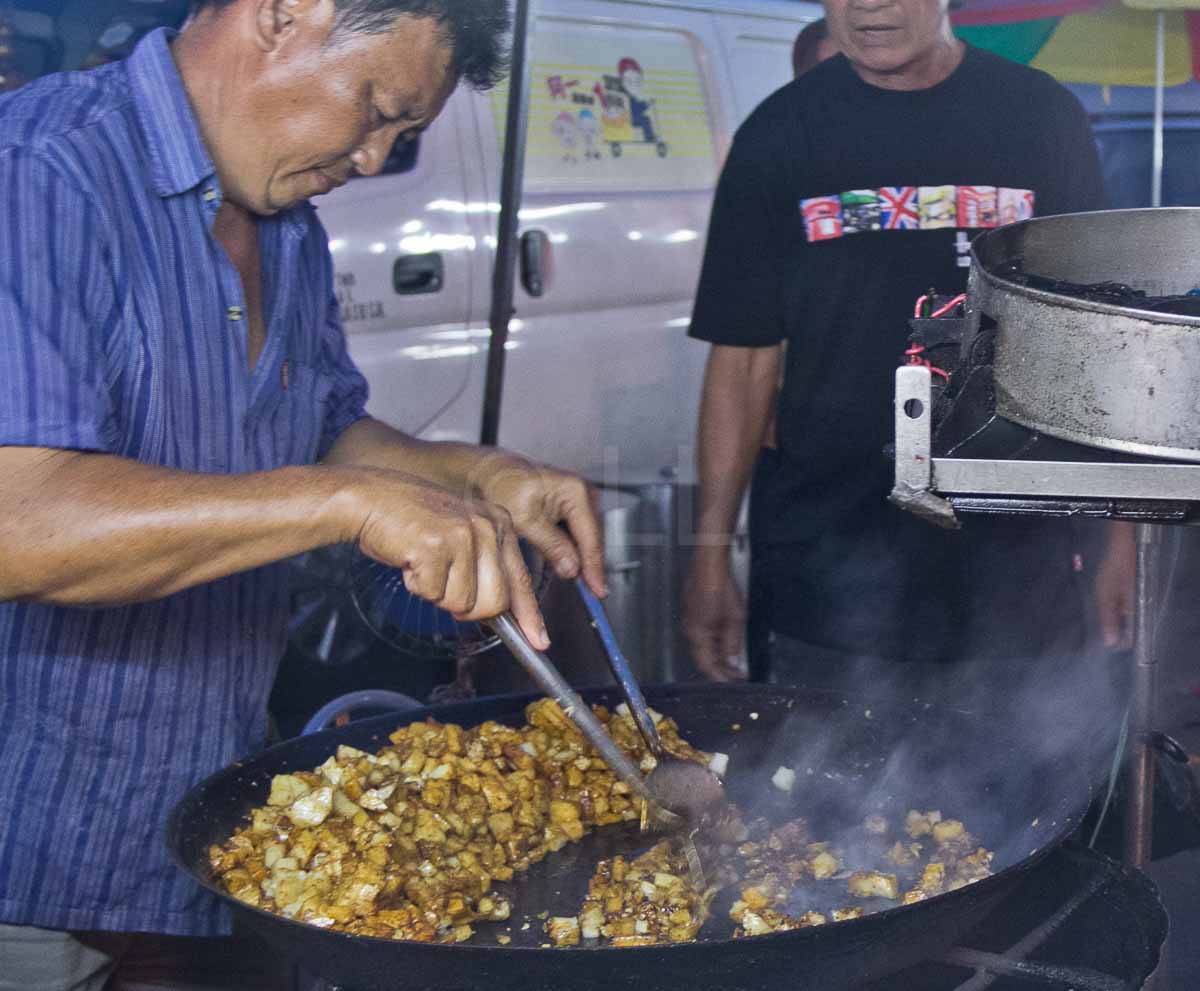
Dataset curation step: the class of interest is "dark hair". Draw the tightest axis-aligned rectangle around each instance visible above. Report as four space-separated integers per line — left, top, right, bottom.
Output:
791 18 828 79
190 0 509 89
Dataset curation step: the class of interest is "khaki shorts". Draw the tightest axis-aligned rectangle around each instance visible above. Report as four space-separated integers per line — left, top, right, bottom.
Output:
0 924 129 991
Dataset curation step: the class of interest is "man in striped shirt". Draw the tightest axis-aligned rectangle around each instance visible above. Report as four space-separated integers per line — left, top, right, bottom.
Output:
0 2 606 986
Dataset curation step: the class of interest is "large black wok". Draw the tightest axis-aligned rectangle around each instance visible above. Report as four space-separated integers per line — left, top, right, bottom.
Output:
167 684 1091 990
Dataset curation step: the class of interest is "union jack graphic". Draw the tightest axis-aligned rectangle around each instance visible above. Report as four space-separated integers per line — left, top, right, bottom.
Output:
878 186 919 230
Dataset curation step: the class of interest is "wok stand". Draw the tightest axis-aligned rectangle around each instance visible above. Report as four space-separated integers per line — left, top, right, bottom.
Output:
893 363 1190 879
893 391 1191 991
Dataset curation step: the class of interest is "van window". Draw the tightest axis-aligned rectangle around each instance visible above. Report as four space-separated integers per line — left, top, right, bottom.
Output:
725 31 806 123
491 16 718 192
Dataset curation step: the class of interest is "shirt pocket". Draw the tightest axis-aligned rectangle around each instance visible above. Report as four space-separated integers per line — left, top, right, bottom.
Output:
257 359 334 468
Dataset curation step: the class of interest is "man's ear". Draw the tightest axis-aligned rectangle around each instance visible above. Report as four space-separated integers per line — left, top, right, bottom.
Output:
252 0 329 53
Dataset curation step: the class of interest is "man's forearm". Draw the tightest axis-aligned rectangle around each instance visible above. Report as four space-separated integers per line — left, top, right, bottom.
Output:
694 345 780 548
0 447 357 605
324 418 524 499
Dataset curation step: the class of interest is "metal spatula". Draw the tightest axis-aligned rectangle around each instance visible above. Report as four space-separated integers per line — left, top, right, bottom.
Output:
487 611 710 889
574 579 726 823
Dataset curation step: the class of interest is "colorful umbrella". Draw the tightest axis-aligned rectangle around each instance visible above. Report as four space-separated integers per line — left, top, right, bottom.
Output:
953 0 1200 203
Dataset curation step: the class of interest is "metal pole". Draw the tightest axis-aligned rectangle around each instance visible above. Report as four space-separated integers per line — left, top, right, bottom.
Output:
1152 10 1165 209
480 0 535 447
1124 522 1162 869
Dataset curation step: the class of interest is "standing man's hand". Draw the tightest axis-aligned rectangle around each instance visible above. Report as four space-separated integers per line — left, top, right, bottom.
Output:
683 547 748 682
1095 522 1136 650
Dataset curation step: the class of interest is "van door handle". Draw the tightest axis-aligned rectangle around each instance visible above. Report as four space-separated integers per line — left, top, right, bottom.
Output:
520 229 550 298
393 252 444 294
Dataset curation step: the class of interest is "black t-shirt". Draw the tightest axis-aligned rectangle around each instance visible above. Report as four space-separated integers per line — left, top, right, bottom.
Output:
689 47 1106 662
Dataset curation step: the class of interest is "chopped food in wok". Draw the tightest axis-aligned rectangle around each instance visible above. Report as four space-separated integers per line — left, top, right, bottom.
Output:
208 699 706 942
209 703 994 947
554 839 715 947
847 870 901 901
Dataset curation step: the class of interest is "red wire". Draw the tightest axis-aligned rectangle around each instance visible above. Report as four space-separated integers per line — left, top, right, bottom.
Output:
908 293 960 380
929 294 966 319
904 343 950 381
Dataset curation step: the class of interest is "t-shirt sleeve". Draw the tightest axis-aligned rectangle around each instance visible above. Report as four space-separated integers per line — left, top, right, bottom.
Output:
1040 85 1108 215
316 250 370 459
0 150 120 453
689 110 791 348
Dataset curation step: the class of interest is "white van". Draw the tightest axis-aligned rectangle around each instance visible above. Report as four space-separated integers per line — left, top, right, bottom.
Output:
318 0 820 488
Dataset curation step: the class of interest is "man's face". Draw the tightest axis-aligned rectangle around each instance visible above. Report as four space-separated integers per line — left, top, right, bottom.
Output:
822 0 949 78
222 6 456 215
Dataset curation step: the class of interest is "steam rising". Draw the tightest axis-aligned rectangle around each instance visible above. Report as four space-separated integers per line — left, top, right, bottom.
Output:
732 643 1126 878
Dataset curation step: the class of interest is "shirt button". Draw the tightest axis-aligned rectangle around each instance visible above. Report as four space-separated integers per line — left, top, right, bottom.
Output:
227 306 243 321
203 187 217 203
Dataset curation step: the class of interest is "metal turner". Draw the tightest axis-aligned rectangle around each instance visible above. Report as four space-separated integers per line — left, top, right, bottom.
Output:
487 594 723 890
576 580 726 886
573 579 726 824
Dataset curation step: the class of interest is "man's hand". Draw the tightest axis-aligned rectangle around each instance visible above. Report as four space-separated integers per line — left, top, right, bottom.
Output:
1094 522 1136 650
683 548 748 682
346 467 551 648
470 454 607 598
323 422 607 647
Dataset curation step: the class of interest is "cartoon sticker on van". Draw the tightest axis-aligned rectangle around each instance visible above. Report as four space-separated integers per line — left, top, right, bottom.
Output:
577 108 603 160
595 58 669 158
551 111 581 163
491 25 716 191
535 58 670 166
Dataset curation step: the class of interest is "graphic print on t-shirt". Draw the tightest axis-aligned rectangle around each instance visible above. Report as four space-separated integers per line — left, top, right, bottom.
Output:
800 185 1035 243
801 195 844 241
998 187 1035 225
879 186 919 230
917 186 957 229
957 186 998 228
840 189 881 233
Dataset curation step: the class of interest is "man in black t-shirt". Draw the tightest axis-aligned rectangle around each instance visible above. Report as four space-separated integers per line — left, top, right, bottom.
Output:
684 0 1135 686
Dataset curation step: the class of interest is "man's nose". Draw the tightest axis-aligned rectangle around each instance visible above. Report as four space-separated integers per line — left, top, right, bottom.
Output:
351 129 399 177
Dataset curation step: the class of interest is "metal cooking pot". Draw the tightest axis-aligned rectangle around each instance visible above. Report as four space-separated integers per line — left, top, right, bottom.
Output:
969 207 1200 462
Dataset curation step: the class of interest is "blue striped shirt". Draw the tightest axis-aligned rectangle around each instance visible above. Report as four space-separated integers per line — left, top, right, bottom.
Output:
0 29 368 935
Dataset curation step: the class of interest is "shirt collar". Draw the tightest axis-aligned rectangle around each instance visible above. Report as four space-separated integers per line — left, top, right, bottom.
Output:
127 27 215 198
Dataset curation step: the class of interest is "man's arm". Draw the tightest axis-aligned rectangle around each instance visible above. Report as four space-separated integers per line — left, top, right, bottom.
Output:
324 418 607 600
682 344 780 681
0 444 554 647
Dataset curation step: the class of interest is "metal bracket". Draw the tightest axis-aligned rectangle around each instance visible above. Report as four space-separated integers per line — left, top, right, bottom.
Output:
890 365 960 529
934 458 1200 501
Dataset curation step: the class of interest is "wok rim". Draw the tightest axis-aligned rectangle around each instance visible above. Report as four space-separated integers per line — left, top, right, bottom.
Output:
166 682 1093 955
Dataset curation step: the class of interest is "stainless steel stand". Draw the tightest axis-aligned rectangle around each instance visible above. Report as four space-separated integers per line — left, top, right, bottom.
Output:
892 365 1198 894
1126 525 1165 991
1125 523 1162 870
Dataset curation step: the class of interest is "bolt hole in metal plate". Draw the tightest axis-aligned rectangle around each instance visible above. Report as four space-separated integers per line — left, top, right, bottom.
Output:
971 208 1200 463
